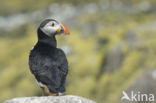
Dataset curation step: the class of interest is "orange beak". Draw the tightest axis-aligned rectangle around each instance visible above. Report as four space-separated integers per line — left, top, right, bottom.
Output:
60 24 70 35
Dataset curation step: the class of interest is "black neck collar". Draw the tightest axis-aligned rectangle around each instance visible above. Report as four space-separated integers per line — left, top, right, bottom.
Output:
37 28 57 47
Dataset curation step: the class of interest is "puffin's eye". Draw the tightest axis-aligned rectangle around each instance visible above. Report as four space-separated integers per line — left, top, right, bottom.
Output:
51 23 55 27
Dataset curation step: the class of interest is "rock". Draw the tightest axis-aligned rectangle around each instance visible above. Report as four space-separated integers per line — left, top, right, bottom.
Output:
4 95 96 103
101 43 124 73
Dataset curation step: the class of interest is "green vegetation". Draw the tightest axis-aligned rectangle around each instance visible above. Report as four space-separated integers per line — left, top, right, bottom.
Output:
0 0 156 103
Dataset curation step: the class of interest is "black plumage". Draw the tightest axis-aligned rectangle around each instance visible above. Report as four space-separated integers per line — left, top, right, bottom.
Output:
29 19 69 95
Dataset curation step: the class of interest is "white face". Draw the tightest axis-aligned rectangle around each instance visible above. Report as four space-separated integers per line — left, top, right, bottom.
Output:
40 21 61 36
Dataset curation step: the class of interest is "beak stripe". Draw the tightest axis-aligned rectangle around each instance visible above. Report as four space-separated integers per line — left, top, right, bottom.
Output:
61 24 70 35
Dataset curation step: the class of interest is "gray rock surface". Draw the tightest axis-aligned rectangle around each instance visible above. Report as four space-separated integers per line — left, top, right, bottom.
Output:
4 95 96 103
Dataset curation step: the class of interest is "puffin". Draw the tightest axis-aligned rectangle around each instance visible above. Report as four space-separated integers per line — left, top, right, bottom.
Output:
29 19 70 96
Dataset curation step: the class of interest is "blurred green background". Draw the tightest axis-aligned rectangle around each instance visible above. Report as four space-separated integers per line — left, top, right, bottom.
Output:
0 0 156 103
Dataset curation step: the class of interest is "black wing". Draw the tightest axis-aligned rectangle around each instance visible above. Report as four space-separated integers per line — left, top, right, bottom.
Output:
29 46 68 93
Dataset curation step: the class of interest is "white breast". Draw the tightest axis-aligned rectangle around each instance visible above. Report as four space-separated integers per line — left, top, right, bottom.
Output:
36 79 47 88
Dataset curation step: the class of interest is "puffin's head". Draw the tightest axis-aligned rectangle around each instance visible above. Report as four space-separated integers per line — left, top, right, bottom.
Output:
38 19 70 37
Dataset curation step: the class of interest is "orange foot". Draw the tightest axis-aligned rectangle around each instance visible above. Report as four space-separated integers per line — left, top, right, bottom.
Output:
51 93 58 96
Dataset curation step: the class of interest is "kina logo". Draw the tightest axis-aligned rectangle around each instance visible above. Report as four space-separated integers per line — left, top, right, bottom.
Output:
121 91 155 102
